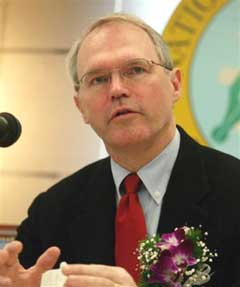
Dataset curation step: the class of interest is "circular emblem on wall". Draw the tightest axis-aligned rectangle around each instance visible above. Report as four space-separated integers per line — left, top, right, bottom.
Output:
163 0 239 158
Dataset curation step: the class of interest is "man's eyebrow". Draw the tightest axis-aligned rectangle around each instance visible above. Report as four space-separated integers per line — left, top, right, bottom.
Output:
81 67 107 79
82 58 145 77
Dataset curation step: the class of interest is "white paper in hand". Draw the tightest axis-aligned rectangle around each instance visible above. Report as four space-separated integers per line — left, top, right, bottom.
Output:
41 262 67 287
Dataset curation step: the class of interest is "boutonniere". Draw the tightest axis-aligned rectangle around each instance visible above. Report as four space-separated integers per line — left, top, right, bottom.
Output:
137 226 217 287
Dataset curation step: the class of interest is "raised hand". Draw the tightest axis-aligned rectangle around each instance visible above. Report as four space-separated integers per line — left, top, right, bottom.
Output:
0 241 60 287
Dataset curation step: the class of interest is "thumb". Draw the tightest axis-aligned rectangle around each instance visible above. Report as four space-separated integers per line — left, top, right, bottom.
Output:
31 246 61 278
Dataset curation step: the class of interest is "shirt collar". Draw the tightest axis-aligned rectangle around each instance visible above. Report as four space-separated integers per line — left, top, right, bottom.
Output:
111 128 180 204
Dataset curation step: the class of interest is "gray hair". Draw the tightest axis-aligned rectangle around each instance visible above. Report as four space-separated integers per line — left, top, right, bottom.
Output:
67 13 174 91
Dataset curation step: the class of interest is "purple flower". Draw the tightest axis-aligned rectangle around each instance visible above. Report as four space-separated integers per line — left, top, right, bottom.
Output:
149 251 181 286
149 238 197 286
157 228 185 251
138 226 215 287
171 240 197 268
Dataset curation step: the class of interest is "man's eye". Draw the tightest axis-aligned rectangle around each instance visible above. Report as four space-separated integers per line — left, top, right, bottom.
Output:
90 75 109 86
125 66 147 76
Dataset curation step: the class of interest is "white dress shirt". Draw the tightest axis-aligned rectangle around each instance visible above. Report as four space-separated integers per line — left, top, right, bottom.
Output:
111 128 180 235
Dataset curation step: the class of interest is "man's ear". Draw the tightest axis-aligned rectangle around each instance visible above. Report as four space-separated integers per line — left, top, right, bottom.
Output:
73 94 90 124
170 68 182 103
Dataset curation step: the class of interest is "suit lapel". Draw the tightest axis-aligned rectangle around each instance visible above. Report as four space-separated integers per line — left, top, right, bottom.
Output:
158 127 211 234
64 158 117 265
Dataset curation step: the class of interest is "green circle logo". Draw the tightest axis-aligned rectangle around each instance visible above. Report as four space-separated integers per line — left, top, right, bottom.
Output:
163 0 239 158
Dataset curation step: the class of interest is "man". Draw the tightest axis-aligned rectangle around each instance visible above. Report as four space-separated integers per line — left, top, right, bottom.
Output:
0 13 240 287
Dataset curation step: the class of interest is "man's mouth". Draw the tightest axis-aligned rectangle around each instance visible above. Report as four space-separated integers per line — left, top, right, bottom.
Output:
115 109 132 116
111 108 136 121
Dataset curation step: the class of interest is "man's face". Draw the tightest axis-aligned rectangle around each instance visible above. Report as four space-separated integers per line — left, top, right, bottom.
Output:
74 22 181 152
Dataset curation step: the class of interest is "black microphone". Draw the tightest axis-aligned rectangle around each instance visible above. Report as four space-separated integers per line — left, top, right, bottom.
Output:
0 112 22 147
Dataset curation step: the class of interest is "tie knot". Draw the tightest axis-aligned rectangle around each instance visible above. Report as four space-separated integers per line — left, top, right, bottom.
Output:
123 173 141 194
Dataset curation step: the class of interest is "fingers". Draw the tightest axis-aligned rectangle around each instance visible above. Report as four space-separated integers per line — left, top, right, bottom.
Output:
34 246 61 274
64 276 133 287
0 243 61 287
0 275 11 286
63 274 115 287
62 264 136 287
6 241 23 266
0 241 23 286
26 246 61 284
0 250 8 265
63 264 131 282
0 241 22 269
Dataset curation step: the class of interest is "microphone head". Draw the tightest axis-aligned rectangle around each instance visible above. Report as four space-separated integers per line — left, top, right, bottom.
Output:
0 112 22 147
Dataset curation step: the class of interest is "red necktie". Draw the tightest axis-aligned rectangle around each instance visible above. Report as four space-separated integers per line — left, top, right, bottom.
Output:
115 173 147 283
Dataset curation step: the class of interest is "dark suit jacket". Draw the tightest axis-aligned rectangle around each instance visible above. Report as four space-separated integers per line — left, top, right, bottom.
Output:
17 127 240 286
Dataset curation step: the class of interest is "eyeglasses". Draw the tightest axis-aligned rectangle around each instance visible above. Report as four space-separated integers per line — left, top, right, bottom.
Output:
75 58 172 92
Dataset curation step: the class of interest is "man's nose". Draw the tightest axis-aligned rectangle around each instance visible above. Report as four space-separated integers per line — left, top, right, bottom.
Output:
109 71 129 99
